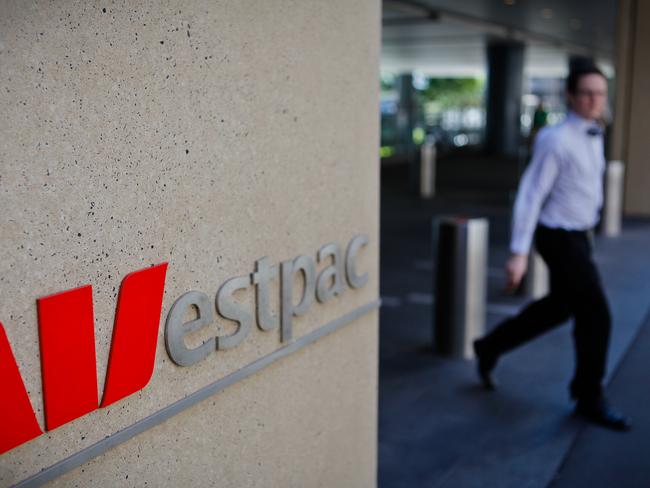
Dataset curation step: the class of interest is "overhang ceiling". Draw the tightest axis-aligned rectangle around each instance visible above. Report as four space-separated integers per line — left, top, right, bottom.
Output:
382 0 617 77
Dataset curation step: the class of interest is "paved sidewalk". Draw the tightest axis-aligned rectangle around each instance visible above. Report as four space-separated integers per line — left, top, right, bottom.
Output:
551 309 650 487
378 168 650 487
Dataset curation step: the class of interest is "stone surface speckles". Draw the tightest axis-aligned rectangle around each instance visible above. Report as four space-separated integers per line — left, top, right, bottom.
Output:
0 1 380 486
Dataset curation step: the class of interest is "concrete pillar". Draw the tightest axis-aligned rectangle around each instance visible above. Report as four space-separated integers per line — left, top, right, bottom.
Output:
396 73 418 191
0 1 380 486
485 40 525 157
613 0 650 216
611 0 634 164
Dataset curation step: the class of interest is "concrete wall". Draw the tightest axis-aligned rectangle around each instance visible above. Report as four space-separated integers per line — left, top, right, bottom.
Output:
618 0 650 215
0 1 380 486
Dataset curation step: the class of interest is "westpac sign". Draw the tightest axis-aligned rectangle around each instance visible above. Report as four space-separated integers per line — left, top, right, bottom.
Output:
0 235 368 455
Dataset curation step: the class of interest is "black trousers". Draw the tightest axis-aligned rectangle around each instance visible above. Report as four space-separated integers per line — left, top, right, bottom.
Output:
481 225 611 401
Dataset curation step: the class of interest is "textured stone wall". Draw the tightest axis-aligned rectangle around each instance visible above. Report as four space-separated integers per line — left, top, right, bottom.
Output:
0 1 380 485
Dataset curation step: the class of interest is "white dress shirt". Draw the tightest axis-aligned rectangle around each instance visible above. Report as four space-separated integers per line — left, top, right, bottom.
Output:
510 111 606 255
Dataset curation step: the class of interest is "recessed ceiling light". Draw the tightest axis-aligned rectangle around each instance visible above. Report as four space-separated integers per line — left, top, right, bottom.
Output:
504 0 516 5
541 8 553 19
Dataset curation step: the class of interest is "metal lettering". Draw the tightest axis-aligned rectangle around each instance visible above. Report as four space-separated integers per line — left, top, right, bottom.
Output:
164 238 370 364
251 257 279 331
316 242 345 303
216 275 253 349
165 291 215 366
292 256 316 315
281 259 296 343
345 234 369 289
280 255 316 342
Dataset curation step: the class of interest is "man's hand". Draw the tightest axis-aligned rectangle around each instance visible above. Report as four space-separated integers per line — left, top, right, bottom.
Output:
505 253 528 292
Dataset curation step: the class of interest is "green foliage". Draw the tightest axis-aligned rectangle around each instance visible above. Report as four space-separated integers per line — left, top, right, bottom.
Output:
380 73 396 92
380 146 395 158
420 78 484 109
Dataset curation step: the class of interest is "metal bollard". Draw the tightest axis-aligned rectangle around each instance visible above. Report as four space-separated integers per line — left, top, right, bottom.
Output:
521 251 549 299
603 160 625 237
420 139 436 199
433 217 488 359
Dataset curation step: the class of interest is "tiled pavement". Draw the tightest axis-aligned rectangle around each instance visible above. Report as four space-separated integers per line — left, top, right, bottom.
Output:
378 165 650 487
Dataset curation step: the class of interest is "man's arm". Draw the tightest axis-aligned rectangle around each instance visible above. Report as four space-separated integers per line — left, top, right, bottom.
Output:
506 137 561 290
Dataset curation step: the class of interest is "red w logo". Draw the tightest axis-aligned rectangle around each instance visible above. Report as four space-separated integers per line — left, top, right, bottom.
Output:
0 263 167 454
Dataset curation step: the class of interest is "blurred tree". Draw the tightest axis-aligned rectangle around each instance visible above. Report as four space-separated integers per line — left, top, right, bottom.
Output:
380 73 396 92
421 78 484 109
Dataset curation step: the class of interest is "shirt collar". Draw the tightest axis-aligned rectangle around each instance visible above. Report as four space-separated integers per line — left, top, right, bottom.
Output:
566 110 601 134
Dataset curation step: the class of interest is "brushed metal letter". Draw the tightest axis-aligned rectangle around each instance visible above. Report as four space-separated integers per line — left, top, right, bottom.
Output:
280 255 316 342
280 260 293 342
165 291 215 367
345 234 369 289
216 275 253 349
251 257 279 331
293 255 316 315
316 242 345 303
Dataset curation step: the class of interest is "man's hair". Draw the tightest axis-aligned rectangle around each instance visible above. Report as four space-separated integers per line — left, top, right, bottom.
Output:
566 64 606 94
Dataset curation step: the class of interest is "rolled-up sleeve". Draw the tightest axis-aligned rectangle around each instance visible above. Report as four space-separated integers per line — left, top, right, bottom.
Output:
510 137 561 255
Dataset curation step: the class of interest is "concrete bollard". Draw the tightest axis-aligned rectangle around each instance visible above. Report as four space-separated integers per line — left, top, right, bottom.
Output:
603 160 625 237
420 139 436 199
433 217 488 359
521 251 549 299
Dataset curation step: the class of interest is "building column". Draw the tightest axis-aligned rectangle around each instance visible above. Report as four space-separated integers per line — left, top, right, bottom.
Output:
611 0 634 165
396 73 419 191
614 0 650 215
485 40 524 157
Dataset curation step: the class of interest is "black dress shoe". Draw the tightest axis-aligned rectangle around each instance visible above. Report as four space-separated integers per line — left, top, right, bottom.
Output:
575 398 632 431
473 339 498 391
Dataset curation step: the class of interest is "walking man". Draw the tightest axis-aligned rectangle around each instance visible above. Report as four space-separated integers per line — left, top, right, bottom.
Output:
473 64 631 431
